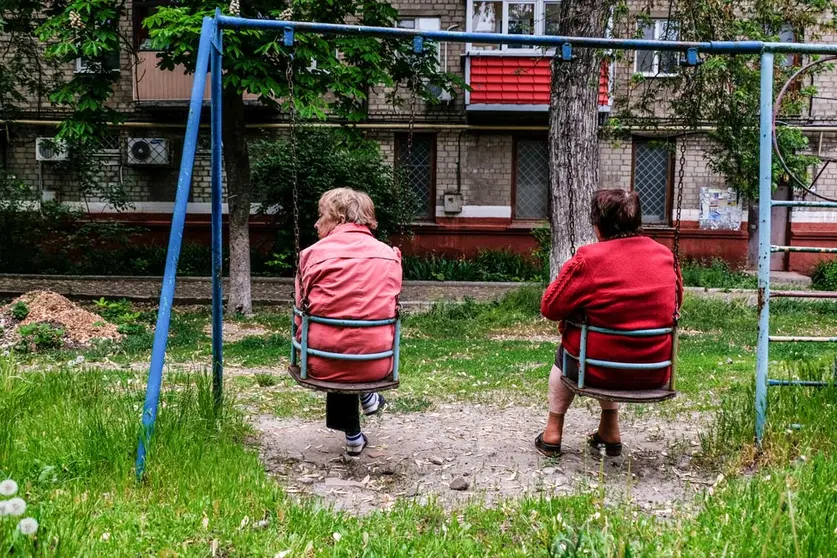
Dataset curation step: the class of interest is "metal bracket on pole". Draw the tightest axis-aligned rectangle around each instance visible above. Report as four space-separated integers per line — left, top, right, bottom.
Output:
212 9 224 53
559 43 574 61
681 47 702 66
284 27 295 47
413 36 424 54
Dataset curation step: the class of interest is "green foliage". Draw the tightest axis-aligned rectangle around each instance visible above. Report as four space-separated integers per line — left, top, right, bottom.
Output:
253 373 279 387
144 0 462 120
16 323 65 352
610 0 836 200
403 250 544 282
251 127 415 253
9 302 30 322
681 258 757 289
811 258 837 291
94 298 149 335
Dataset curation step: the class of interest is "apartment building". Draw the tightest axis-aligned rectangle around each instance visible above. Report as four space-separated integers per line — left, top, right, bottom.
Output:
3 0 837 272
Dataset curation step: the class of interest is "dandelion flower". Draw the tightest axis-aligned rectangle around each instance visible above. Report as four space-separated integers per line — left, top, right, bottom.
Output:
17 517 38 536
332 532 342 542
0 501 7 516
0 479 17 497
6 497 26 516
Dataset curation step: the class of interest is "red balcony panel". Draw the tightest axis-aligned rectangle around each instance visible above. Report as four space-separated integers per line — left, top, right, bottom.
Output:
469 56 610 108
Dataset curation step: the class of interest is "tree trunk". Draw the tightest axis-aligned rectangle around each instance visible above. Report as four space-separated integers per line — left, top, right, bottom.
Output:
547 0 610 280
222 89 253 315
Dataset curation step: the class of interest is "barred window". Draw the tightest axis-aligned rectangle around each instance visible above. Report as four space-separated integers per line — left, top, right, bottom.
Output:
632 138 673 225
395 134 436 220
514 138 549 220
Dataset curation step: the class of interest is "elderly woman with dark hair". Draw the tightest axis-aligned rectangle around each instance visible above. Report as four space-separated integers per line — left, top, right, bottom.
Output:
535 189 683 457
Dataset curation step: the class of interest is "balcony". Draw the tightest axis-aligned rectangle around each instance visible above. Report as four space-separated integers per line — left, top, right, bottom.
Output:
465 55 611 112
133 51 257 103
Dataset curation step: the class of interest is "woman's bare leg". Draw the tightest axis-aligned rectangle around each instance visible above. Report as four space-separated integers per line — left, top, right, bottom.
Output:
543 365 576 445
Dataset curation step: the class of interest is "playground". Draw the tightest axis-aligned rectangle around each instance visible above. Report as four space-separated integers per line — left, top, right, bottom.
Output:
2 13 837 557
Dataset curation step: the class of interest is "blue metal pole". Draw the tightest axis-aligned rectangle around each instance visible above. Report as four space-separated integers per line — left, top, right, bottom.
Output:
210 11 224 414
392 319 401 382
301 315 310 379
135 17 215 480
578 324 589 389
755 50 775 447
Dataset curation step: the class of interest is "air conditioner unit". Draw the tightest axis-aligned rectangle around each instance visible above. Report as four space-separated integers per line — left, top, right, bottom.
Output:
127 138 170 166
426 83 453 103
35 138 68 162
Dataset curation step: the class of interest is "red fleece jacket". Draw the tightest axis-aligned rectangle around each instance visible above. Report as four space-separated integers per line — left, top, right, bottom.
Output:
541 236 683 389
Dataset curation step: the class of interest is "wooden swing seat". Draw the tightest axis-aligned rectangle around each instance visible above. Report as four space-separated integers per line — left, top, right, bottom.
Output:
560 375 677 403
288 365 400 394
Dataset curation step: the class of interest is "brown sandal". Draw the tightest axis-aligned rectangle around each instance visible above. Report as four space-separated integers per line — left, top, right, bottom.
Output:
535 433 562 457
587 431 622 457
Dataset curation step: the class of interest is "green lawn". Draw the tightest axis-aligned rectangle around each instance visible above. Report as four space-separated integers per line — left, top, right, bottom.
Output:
2 290 837 555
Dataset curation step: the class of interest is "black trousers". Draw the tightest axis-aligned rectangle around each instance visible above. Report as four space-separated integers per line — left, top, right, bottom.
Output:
554 344 580 381
325 393 361 435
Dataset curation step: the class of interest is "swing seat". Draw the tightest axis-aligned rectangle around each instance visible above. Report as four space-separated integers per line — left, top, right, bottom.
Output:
561 322 678 404
289 306 402 394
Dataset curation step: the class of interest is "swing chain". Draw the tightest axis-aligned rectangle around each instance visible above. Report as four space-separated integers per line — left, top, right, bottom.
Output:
284 50 306 310
672 136 686 324
565 125 576 257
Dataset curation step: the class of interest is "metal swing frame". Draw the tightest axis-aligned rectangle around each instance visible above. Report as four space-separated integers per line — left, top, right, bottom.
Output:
134 10 837 477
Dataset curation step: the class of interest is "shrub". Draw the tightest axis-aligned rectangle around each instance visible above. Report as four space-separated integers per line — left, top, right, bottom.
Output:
253 373 279 387
681 258 757 289
16 323 64 352
10 302 29 322
403 249 543 282
811 258 837 291
251 128 416 265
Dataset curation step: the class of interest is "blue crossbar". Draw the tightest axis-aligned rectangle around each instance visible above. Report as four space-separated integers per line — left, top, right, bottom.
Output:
768 380 834 387
772 200 837 208
770 246 837 254
292 306 397 327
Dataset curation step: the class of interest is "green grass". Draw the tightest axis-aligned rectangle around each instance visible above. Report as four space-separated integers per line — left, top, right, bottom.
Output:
3 353 837 555
4 290 837 555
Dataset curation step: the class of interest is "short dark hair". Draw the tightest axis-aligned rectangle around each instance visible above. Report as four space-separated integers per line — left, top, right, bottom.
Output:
590 189 643 240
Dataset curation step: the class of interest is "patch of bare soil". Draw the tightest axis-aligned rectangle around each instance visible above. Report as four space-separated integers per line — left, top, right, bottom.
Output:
254 403 712 516
0 291 121 350
488 320 560 343
202 322 271 343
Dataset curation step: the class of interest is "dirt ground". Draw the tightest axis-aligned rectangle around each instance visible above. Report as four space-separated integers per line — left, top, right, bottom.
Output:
254 402 712 516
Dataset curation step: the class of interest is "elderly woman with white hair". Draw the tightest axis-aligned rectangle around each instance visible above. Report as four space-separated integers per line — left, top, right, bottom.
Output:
295 187 403 456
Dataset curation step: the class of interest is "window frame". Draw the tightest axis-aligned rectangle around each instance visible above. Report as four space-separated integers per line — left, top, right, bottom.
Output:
630 137 675 227
511 135 550 222
634 19 681 78
134 1 170 51
466 0 562 54
394 132 438 222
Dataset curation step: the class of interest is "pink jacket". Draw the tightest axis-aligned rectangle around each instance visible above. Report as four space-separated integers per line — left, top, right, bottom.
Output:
294 223 403 382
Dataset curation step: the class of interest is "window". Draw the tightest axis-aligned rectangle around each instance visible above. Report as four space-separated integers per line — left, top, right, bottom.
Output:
134 1 170 51
75 52 121 74
396 134 436 220
632 138 673 225
468 1 562 51
398 17 442 66
514 138 549 220
777 23 799 68
635 19 679 77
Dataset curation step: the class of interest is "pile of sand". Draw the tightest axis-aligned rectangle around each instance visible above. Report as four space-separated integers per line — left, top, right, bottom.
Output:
0 291 121 350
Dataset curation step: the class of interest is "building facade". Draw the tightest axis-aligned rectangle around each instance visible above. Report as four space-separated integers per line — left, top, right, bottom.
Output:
3 0 837 273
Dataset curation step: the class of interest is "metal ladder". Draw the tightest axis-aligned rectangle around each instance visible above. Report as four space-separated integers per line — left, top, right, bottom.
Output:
755 52 837 444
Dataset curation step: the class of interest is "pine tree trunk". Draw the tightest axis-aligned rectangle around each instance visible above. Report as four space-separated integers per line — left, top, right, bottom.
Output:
547 0 610 280
222 90 253 316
